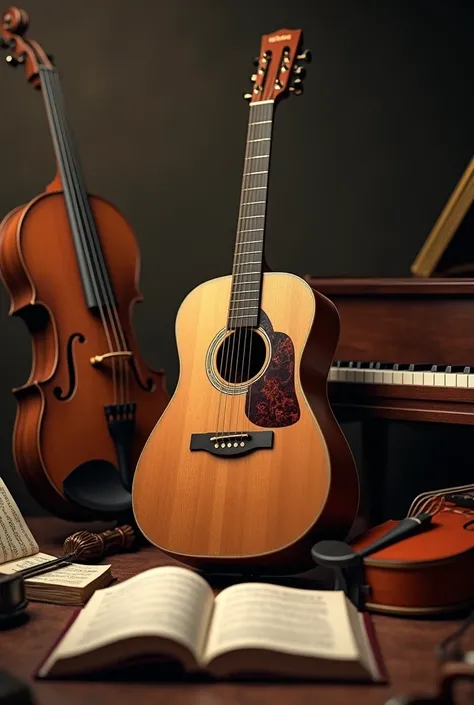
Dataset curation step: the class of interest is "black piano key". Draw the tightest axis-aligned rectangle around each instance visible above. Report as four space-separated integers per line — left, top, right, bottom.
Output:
413 364 434 370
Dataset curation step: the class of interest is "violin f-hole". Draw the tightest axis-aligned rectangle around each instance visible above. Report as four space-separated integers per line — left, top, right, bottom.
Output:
53 333 85 401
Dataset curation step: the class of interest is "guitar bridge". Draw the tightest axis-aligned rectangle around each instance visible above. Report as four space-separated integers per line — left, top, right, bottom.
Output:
190 431 273 457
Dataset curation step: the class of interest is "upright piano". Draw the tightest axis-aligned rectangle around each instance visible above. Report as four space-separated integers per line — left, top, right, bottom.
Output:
307 155 474 522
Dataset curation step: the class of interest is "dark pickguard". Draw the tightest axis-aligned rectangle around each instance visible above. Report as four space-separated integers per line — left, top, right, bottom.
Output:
245 311 300 428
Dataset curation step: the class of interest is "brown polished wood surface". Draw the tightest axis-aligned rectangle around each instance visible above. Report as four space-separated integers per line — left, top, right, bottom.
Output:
306 276 474 424
133 273 359 573
2 517 473 705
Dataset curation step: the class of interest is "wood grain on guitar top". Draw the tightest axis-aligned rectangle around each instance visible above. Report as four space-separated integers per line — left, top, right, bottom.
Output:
132 273 359 572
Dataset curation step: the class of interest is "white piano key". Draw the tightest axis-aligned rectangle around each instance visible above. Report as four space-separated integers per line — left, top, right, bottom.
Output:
337 368 348 381
456 374 468 388
402 371 415 385
423 372 435 386
468 375 474 388
373 370 384 383
347 369 356 382
445 373 457 387
413 372 424 385
392 371 404 385
363 370 375 383
382 370 394 384
434 373 446 386
329 368 338 381
353 369 365 382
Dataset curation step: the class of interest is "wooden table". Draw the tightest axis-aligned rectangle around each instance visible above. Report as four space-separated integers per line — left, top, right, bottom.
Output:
1 517 471 705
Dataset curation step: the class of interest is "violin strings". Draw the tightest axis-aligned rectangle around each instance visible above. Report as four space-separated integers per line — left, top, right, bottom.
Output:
48 68 130 407
41 67 130 407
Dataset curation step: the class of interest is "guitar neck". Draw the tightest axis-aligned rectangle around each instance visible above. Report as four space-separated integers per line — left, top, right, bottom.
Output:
227 101 274 330
39 65 115 310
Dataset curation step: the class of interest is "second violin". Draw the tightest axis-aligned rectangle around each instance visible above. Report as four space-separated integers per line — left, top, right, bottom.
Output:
0 7 168 519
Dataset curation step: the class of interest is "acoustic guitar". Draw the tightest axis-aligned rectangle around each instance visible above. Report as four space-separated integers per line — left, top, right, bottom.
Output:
132 28 359 574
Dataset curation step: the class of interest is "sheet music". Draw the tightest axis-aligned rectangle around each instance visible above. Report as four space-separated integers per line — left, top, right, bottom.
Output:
0 477 38 563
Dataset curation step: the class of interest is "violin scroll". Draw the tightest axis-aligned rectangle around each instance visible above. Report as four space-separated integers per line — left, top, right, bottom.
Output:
0 6 53 87
2 6 29 34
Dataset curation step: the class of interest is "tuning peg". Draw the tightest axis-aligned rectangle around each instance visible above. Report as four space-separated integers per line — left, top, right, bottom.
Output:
250 73 257 82
5 54 19 66
0 37 14 49
289 79 304 96
296 49 312 63
243 93 253 102
293 66 306 78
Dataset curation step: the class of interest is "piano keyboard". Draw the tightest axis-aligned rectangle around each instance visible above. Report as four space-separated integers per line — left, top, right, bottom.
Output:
329 362 474 389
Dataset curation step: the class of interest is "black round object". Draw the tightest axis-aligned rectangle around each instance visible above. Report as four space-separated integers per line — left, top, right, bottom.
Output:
0 574 28 629
311 540 360 568
63 459 132 517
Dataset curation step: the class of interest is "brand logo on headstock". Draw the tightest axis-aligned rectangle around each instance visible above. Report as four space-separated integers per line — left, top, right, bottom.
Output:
268 34 292 43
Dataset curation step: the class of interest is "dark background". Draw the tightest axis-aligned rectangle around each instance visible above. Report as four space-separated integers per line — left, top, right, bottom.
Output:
0 0 473 518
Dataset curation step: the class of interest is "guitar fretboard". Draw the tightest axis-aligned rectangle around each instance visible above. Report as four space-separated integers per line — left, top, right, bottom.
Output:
227 101 274 330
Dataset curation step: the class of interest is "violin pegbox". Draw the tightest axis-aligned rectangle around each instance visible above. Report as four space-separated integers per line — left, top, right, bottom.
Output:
244 28 310 104
0 5 53 88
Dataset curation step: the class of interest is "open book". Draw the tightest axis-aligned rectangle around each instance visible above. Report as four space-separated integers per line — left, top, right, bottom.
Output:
0 478 112 605
38 566 385 682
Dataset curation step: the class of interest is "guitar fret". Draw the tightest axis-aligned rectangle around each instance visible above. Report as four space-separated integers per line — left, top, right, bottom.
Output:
238 228 264 233
242 186 266 191
235 239 263 246
248 138 271 143
241 201 265 205
229 313 257 319
230 287 259 293
232 271 260 277
234 250 261 256
233 260 260 266
248 120 272 125
229 305 259 311
245 154 270 160
230 297 259 302
238 214 264 219
243 170 268 176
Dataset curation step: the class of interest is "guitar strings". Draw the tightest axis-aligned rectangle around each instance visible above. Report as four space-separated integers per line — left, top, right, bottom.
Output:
217 100 257 438
41 67 130 407
242 102 273 437
227 102 260 438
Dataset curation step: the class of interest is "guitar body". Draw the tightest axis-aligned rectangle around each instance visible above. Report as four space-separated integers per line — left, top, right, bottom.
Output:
133 272 359 573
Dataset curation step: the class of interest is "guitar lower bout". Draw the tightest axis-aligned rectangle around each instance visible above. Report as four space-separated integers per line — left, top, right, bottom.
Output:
132 272 359 573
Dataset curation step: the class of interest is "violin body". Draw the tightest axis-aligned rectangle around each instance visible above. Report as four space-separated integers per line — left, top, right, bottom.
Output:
352 509 474 615
133 272 359 573
0 190 168 519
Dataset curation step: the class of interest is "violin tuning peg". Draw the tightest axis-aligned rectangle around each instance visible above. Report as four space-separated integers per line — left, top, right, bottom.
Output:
250 73 257 82
243 92 253 102
296 49 312 63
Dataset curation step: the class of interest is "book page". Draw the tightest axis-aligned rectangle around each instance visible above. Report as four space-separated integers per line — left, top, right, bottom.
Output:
0 477 38 563
39 566 214 675
0 552 110 588
204 584 359 664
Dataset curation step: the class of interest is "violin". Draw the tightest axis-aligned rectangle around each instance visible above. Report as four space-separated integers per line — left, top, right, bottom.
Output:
0 7 168 519
132 29 359 574
351 484 474 615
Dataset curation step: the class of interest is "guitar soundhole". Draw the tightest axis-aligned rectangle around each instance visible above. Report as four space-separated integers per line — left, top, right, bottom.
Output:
216 329 267 384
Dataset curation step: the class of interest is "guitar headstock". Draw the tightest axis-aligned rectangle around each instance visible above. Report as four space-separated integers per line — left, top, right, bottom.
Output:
0 6 54 89
244 28 310 105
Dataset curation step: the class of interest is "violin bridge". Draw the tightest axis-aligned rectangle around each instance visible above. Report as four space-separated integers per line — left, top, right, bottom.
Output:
90 351 133 366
